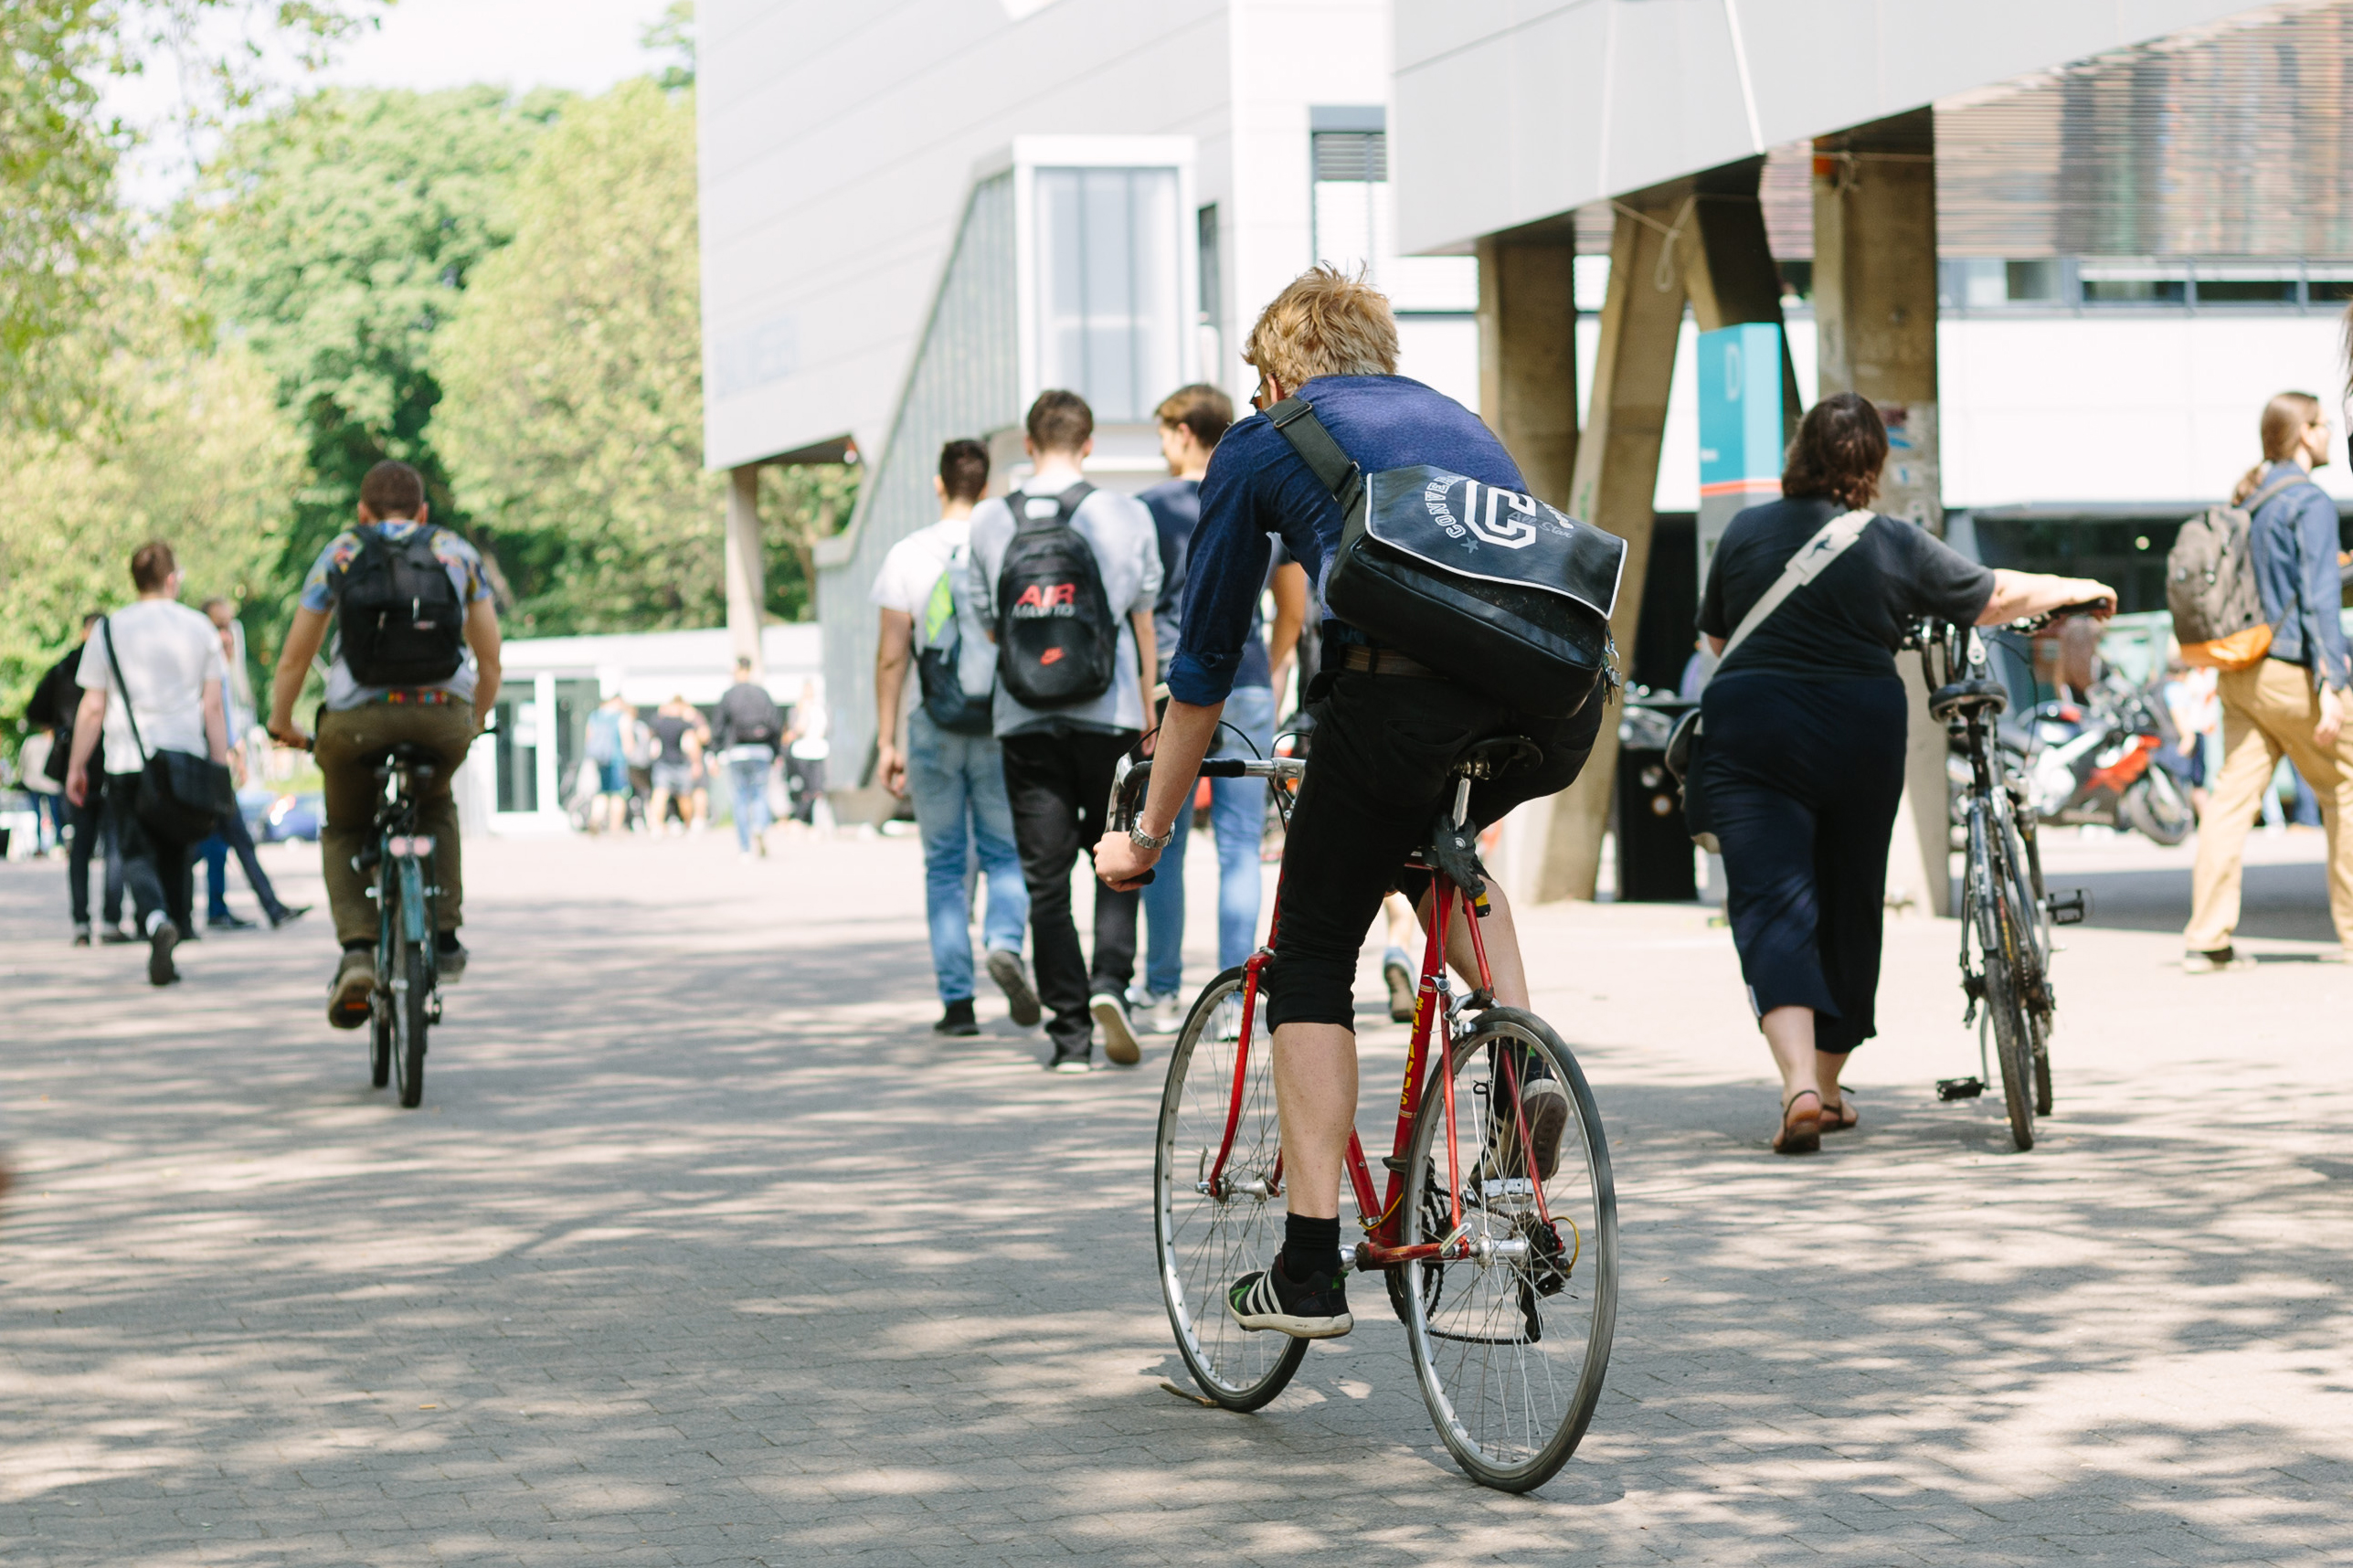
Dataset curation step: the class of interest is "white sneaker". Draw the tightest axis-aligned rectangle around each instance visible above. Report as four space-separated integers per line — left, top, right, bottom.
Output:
1147 991 1185 1035
1091 991 1141 1065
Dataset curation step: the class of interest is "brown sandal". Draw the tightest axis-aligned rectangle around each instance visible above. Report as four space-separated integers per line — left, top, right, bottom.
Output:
1773 1089 1823 1155
1819 1097 1860 1133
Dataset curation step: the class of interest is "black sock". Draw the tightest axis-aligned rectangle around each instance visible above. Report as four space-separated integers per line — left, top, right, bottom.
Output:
342 938 371 954
436 931 461 954
1283 1213 1342 1285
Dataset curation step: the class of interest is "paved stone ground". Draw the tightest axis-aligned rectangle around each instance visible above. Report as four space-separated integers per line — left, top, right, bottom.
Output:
4 821 2351 1566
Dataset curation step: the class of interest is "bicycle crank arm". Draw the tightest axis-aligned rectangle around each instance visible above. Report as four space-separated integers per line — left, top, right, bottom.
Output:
1354 1238 1470 1269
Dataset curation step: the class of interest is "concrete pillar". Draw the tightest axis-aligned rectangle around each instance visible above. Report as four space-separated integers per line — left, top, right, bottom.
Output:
1529 185 1693 903
1475 236 1579 504
726 464 768 681
1812 107 1948 916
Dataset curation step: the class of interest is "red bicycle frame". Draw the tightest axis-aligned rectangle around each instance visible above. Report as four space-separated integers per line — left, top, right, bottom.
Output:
1204 851 1553 1272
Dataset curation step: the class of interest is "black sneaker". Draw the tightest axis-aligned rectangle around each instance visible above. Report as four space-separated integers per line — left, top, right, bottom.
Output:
146 919 181 987
987 948 1040 1027
208 911 257 931
933 999 980 1037
1228 1252 1352 1339
71 923 90 948
267 904 311 930
1047 1047 1092 1075
98 925 133 945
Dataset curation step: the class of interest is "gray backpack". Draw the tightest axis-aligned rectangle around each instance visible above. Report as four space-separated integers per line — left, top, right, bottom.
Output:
2166 472 2305 666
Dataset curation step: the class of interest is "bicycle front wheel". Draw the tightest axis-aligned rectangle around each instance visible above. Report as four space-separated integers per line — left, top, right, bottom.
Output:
1972 822 2037 1150
1399 1008 1616 1492
1153 966 1305 1410
389 874 429 1109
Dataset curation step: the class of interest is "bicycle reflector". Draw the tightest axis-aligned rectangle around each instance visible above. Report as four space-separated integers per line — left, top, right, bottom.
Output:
388 835 436 857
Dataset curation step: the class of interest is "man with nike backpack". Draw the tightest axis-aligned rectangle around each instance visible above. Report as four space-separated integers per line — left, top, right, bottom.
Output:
268 460 503 1029
872 438 1038 1038
963 391 1162 1072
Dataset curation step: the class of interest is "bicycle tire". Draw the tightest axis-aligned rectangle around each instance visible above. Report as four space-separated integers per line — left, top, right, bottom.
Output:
369 996 392 1088
1399 1008 1616 1492
2000 813 2055 1118
1153 967 1306 1411
1972 821 2036 1150
390 863 429 1109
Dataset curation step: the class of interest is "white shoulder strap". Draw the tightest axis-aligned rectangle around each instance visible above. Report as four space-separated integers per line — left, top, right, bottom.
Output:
1716 509 1874 668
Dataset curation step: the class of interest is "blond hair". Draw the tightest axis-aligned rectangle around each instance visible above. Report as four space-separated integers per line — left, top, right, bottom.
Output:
2234 391 2324 503
1242 264 1398 389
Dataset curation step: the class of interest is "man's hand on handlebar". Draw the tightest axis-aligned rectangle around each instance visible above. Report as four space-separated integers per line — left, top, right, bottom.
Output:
268 716 314 752
1095 830 1160 892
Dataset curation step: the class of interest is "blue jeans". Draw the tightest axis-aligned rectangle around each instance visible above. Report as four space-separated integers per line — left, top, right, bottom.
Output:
1141 683 1277 999
728 753 775 849
906 709 1029 1004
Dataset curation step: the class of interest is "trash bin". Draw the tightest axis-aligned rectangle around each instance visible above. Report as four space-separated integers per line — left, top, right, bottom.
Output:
1616 696 1697 902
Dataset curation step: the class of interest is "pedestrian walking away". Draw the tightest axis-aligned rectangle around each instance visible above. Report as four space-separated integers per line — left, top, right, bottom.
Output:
583 691 641 834
26 612 126 944
1096 265 1606 1336
1691 393 2114 1155
966 389 1162 1071
783 680 829 828
2183 391 2353 969
870 437 1037 1037
1131 383 1309 1034
267 460 502 1029
646 695 704 832
62 541 237 987
714 657 784 857
195 596 306 931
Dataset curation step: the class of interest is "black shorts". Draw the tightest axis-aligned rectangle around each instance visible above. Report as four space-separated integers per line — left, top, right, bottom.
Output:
1262 673 1606 1032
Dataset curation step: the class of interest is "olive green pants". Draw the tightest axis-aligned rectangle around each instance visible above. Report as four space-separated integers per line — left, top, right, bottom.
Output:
316 702 476 947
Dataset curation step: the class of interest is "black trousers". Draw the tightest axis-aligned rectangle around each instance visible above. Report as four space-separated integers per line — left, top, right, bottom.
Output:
1700 673 1907 1054
1264 672 1604 1032
68 789 123 928
998 727 1140 1054
102 774 196 937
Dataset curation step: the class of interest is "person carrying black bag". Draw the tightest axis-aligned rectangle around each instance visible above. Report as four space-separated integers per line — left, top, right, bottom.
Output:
62 541 234 987
1691 394 2113 1156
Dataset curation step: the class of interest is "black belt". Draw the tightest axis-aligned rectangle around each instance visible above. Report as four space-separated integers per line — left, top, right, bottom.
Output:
1336 644 1443 679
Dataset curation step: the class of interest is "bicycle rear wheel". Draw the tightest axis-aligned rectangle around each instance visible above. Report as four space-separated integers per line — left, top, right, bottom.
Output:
369 998 393 1088
1399 1008 1616 1492
389 864 429 1109
1153 967 1306 1410
1972 821 2036 1150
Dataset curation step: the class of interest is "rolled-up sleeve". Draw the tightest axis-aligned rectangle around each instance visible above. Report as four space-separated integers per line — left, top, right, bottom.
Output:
1167 457 1274 706
2295 488 2352 690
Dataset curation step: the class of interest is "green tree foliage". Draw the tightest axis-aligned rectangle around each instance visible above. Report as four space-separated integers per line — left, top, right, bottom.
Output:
187 84 562 624
434 75 853 635
1 1 385 424
0 249 303 726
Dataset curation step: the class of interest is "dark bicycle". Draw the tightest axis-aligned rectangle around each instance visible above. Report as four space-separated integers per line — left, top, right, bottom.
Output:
1907 611 2093 1150
356 743 444 1108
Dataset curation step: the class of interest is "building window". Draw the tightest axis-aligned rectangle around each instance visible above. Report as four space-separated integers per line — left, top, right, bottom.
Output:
1033 166 1182 423
2079 260 2187 305
1197 202 1221 330
2194 266 2296 305
1310 122 1387 282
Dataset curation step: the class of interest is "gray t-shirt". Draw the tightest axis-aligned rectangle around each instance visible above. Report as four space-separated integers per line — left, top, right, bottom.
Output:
964 486 1162 737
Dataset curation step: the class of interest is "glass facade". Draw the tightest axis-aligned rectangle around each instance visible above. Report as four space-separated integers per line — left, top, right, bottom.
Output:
1033 166 1182 422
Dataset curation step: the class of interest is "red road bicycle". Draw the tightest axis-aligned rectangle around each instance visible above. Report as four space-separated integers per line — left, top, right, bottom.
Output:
1113 737 1617 1492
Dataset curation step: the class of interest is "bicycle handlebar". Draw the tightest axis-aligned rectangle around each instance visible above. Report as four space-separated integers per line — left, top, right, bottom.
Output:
2007 597 2116 633
1108 754 1305 832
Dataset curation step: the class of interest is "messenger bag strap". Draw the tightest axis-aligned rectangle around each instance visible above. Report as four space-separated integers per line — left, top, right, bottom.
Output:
96 615 153 770
1716 508 1875 669
1267 397 1363 516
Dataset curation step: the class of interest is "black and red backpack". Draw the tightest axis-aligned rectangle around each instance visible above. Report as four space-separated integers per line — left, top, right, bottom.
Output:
991 482 1118 708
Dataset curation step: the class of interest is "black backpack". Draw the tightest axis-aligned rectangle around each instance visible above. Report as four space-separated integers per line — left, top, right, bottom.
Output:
915 541 993 735
333 524 467 687
993 482 1119 709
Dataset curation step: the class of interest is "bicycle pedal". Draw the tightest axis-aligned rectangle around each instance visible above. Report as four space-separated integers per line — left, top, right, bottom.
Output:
1381 1155 1410 1174
1937 1075 1986 1101
2044 889 2088 926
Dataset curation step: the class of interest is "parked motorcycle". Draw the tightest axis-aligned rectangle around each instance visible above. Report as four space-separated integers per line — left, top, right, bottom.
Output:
1967 675 2193 846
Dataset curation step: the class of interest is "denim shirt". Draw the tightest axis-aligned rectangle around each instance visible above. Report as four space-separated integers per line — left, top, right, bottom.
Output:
2247 461 2352 690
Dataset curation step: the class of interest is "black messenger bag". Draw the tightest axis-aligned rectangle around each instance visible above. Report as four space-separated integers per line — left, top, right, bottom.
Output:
1268 397 1624 717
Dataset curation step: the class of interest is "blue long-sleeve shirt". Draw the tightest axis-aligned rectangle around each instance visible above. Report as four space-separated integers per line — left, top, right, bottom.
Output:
2247 460 2352 691
1167 375 1525 706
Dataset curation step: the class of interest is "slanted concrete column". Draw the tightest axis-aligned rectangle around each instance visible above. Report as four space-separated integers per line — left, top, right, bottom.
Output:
726 464 768 682
1813 107 1947 916
1528 185 1692 903
1475 236 1579 504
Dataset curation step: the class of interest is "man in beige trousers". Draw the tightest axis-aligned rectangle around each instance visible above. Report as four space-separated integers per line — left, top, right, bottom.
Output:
2185 392 2353 969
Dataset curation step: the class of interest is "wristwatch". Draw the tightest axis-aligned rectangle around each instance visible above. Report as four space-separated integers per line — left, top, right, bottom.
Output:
1129 821 1175 852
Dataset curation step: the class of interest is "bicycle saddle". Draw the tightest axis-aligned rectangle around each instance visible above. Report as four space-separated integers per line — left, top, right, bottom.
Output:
1929 678 2009 721
372 742 440 780
1453 735 1543 780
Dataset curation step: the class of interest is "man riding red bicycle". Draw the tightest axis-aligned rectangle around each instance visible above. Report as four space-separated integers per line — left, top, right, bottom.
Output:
1096 267 1606 1339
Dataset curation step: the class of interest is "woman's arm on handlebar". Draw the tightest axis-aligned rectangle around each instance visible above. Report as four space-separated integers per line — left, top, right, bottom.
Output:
1977 568 2117 627
1095 696 1224 891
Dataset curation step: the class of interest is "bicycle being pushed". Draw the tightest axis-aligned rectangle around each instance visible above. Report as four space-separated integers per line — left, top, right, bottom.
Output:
1113 738 1617 1493
1907 609 2098 1151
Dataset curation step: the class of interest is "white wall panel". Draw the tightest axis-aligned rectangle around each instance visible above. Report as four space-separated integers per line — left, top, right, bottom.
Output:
1394 0 2273 255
